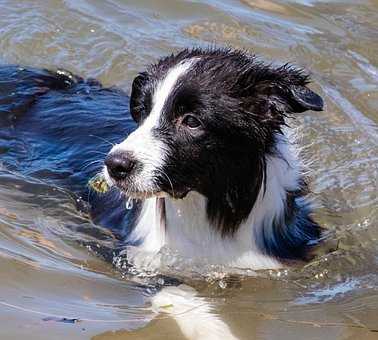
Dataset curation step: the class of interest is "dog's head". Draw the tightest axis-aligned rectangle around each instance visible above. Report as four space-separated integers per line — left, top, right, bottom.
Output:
104 48 323 235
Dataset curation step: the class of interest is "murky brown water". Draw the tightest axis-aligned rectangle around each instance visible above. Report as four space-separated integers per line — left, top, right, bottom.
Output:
0 0 377 339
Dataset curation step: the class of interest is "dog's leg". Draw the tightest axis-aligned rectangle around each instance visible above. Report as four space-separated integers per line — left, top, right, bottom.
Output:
151 284 239 340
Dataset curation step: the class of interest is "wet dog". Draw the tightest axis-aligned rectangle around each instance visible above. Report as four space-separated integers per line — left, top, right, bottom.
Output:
0 48 324 271
0 48 325 340
104 48 324 269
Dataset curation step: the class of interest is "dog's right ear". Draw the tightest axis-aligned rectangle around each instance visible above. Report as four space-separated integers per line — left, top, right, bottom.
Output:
130 72 151 124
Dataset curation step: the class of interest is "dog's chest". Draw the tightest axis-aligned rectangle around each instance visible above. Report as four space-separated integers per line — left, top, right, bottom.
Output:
163 192 281 269
128 194 279 269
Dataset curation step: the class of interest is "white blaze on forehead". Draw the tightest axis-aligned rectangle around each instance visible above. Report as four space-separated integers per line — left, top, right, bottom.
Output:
150 58 196 122
108 58 196 191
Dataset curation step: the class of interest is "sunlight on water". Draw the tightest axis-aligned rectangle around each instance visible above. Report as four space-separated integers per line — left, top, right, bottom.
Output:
0 0 377 339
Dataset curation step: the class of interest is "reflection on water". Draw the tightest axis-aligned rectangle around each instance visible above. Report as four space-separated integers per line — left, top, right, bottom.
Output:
0 0 377 339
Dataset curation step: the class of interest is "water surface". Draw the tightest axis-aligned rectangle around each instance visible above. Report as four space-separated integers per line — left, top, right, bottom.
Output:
0 0 377 339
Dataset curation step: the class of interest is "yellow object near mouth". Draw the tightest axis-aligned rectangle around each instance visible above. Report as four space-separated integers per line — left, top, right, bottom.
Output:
88 174 110 193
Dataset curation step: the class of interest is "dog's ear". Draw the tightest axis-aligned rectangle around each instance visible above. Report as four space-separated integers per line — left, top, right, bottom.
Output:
236 63 324 115
270 66 324 114
130 72 151 124
254 83 324 120
255 82 324 119
287 84 323 113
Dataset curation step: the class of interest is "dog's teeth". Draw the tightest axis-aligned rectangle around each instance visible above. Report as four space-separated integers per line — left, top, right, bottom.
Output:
125 197 133 210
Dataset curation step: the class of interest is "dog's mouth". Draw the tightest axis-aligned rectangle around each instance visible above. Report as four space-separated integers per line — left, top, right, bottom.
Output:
124 190 169 200
96 169 191 200
124 187 190 200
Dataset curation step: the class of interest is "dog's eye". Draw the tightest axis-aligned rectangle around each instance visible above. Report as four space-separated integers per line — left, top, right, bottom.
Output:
182 114 201 129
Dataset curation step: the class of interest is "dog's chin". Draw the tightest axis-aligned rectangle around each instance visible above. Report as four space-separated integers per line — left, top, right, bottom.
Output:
165 187 191 199
126 191 169 200
116 185 191 200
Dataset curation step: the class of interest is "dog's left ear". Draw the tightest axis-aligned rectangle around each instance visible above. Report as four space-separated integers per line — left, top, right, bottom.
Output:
287 84 324 113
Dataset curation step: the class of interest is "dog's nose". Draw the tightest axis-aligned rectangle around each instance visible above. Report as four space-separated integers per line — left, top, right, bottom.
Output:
105 151 136 180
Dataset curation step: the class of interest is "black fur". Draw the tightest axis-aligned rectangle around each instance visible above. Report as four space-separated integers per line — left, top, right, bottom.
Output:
0 47 324 262
257 185 323 260
130 48 323 239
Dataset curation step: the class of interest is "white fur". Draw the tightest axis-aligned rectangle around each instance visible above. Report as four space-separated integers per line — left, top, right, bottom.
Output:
129 198 165 252
128 133 301 270
108 59 196 193
152 284 238 340
105 58 303 270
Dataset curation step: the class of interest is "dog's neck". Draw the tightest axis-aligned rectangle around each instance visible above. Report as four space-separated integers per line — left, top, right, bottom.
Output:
128 133 315 270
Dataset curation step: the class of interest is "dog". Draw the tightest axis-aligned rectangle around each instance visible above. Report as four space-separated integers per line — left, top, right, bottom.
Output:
0 48 324 271
0 47 324 339
103 47 324 270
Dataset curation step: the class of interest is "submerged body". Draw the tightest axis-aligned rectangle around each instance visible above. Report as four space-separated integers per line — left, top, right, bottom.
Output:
0 49 324 271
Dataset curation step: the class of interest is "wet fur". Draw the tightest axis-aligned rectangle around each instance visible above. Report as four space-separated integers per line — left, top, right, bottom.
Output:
0 48 324 268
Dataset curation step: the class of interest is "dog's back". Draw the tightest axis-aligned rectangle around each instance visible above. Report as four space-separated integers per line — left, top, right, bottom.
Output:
0 65 139 241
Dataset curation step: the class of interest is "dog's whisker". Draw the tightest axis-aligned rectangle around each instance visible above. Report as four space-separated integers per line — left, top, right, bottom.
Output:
157 169 175 197
89 134 116 147
81 159 103 171
87 150 109 156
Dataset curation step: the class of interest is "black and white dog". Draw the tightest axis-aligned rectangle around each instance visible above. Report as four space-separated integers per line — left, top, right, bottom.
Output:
103 48 324 270
0 47 324 272
0 47 325 339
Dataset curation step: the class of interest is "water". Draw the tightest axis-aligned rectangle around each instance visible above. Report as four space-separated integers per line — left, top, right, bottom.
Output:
0 0 377 339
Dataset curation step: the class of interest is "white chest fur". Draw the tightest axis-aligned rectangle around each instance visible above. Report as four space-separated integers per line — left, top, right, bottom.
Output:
164 192 281 270
127 133 302 270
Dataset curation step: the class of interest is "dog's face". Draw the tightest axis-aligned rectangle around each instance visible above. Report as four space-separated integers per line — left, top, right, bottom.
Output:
105 48 323 234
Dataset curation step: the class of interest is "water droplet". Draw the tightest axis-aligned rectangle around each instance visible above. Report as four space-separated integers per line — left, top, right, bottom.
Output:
126 197 133 210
